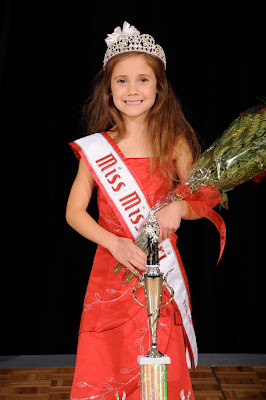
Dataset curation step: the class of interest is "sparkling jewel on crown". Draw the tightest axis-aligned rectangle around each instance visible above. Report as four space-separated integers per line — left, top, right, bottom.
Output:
103 21 166 70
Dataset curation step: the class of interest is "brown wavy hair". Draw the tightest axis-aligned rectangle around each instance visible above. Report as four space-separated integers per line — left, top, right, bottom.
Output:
82 52 201 184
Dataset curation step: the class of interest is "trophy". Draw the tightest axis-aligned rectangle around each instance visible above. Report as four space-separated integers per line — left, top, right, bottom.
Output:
132 211 174 400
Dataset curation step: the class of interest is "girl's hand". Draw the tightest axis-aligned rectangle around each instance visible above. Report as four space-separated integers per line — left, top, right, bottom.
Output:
155 200 188 242
109 236 147 275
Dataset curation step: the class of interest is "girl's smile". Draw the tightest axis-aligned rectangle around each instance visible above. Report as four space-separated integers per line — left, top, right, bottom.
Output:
110 55 157 120
124 100 143 106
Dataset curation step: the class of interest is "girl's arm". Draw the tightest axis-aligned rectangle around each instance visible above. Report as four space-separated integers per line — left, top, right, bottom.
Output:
66 158 147 273
156 137 200 242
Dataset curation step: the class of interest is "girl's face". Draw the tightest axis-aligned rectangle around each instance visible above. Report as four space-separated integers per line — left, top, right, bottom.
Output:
110 54 157 122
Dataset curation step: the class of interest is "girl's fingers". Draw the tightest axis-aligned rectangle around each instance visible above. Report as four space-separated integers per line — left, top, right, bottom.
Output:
130 255 147 271
135 246 147 261
134 251 147 264
161 229 168 242
124 255 147 273
125 262 141 275
159 229 175 242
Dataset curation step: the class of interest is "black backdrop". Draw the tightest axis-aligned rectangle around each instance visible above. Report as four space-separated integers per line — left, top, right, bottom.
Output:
1 1 265 356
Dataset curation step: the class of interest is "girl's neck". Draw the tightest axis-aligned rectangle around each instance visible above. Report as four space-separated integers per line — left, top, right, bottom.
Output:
108 119 152 158
123 118 147 139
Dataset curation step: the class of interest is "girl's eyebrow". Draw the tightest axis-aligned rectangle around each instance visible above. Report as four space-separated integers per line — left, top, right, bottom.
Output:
113 73 153 80
113 74 127 79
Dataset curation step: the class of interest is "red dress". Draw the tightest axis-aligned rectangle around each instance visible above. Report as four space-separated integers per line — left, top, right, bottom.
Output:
70 142 195 400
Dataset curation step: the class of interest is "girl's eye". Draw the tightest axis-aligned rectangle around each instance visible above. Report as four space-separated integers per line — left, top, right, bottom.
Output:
140 77 148 83
118 79 126 84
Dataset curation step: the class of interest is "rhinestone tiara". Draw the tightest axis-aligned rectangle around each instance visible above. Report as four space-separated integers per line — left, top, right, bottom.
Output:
103 21 166 70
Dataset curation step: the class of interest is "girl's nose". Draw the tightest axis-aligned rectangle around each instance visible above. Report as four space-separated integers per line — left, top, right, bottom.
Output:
127 82 138 94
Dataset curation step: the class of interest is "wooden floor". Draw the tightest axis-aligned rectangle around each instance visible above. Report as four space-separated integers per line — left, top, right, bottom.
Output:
0 366 265 399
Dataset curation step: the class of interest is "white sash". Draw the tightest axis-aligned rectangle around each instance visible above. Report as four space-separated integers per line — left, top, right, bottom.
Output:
71 132 198 369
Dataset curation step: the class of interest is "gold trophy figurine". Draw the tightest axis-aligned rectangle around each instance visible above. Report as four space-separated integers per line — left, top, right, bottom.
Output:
132 211 174 400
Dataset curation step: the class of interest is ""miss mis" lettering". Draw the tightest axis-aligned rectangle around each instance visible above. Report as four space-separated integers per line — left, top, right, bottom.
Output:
95 153 145 227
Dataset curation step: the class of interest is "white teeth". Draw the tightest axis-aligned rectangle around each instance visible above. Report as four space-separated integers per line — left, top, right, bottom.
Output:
125 101 142 105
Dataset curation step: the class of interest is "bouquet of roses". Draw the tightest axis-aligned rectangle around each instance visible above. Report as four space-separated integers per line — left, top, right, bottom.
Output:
187 103 266 207
115 103 266 282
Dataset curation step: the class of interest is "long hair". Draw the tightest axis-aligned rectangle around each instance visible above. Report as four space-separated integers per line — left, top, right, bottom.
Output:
82 52 201 183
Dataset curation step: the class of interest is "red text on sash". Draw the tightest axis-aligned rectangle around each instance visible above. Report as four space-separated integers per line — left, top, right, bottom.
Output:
96 153 145 227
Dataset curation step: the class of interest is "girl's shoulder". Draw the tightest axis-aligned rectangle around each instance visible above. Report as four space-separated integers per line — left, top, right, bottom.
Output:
172 136 192 159
172 136 194 181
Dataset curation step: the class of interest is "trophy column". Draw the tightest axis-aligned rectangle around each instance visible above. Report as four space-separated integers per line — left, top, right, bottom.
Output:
133 212 174 400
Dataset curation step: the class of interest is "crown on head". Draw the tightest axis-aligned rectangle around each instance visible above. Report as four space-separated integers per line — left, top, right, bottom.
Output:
103 21 166 70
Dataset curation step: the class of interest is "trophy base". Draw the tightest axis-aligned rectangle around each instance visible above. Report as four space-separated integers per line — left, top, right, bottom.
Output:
138 357 170 399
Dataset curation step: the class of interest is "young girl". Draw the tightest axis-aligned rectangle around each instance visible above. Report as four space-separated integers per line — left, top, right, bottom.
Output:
66 22 202 400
